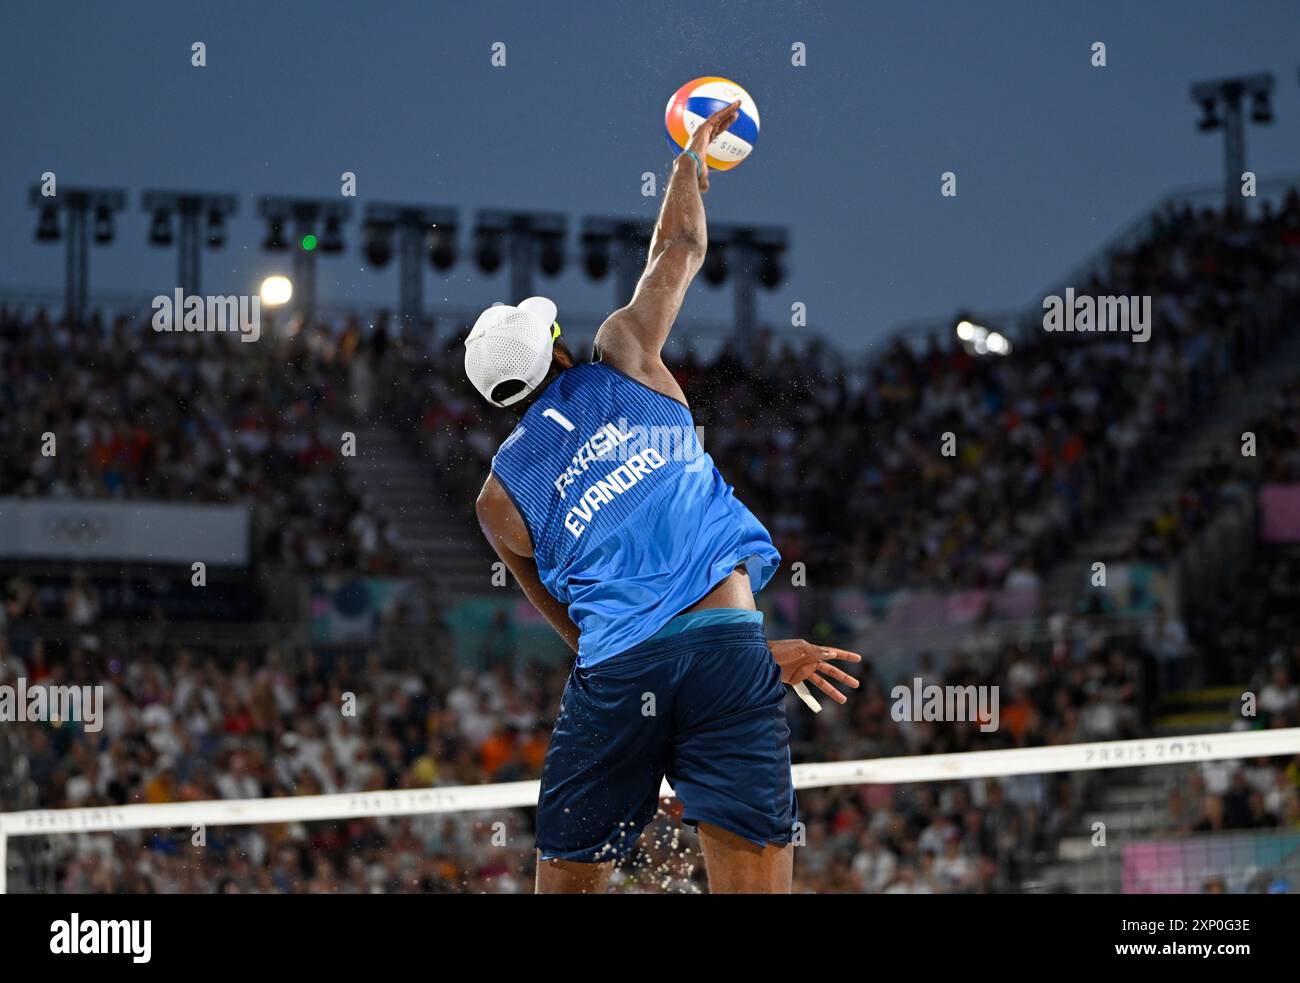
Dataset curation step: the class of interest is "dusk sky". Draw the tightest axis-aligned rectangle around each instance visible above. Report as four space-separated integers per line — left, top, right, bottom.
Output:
3 0 1298 352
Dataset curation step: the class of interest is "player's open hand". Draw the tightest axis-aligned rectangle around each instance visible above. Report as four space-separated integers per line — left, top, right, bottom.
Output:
686 99 741 193
768 639 862 704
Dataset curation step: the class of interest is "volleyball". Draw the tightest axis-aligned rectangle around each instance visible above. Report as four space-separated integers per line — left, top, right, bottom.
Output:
663 76 760 171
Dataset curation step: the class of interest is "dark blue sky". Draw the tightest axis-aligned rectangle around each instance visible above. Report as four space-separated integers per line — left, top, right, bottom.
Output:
3 0 1298 350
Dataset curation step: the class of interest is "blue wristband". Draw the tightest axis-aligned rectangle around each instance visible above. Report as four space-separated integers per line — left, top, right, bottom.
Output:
681 149 703 177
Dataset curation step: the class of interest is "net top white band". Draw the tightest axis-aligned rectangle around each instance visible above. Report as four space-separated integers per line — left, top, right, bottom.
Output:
4 727 1297 838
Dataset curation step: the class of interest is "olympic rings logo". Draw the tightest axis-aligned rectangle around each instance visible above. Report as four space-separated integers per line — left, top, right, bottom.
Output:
40 513 113 543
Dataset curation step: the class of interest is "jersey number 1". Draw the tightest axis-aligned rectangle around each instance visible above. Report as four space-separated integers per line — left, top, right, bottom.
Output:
542 408 575 432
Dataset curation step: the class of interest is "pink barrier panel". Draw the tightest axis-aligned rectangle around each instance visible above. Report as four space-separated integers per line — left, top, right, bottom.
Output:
1260 483 1300 543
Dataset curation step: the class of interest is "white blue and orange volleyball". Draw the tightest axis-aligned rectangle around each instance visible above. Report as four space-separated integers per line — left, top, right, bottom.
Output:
663 76 760 171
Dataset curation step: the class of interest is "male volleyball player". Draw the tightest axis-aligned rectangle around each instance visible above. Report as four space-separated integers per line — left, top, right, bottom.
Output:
469 101 861 893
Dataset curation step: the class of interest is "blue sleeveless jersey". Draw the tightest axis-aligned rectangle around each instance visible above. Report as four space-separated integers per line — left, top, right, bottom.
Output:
490 362 781 667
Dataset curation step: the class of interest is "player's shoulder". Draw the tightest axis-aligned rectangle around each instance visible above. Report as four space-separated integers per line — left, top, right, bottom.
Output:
496 420 529 456
590 339 690 410
475 471 511 521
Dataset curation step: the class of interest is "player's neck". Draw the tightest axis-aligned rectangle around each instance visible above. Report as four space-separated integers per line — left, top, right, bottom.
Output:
510 364 567 416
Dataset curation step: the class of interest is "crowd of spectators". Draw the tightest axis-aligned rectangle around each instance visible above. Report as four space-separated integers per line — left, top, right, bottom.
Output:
8 614 1293 893
1120 372 1300 569
4 192 1300 893
1160 754 1300 840
0 306 400 576
1188 543 1300 705
9 619 1293 895
2 611 1165 894
1149 571 1300 858
3 192 1296 593
377 191 1300 592
1130 367 1300 689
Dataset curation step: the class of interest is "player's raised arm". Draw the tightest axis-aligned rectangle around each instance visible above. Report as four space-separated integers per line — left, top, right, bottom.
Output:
594 100 741 385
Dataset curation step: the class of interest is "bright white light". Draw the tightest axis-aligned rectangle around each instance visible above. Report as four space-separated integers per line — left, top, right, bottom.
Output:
260 276 293 306
956 320 976 341
973 336 989 355
986 331 1010 355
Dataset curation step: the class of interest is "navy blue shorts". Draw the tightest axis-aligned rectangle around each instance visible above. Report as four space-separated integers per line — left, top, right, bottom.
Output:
535 622 798 863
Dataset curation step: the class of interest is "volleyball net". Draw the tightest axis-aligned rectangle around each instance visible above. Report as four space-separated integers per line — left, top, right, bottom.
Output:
5 726 1300 894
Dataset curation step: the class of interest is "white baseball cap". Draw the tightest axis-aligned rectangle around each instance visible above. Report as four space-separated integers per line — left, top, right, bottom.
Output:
464 296 560 407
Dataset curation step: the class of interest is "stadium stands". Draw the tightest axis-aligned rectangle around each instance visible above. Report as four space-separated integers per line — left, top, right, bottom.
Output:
3 188 1300 893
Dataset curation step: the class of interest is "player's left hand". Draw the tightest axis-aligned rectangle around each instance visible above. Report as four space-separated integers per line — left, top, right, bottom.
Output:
768 639 862 704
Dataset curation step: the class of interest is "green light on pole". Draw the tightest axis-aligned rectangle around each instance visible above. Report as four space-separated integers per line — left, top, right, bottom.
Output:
301 234 318 251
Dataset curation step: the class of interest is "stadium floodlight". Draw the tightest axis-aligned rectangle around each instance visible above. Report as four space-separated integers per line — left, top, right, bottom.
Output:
257 196 352 322
262 215 288 251
473 210 568 300
757 245 784 289
35 203 61 242
1250 89 1273 124
1195 96 1220 132
583 216 788 358
362 220 394 268
955 317 1009 356
259 275 293 306
428 223 457 271
143 191 239 296
28 185 127 326
206 208 226 248
148 208 174 246
581 218 652 303
581 229 610 280
539 230 565 278
1189 73 1274 215
474 224 503 273
746 227 788 293
702 242 728 285
700 224 790 359
92 204 115 245
361 204 457 327
319 213 344 254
